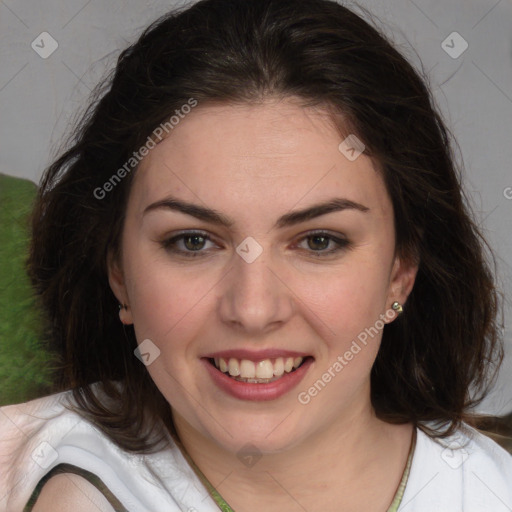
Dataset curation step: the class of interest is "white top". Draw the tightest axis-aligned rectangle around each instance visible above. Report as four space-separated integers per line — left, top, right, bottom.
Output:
0 388 511 512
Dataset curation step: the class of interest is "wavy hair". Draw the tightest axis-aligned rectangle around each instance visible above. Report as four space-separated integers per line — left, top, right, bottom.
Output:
27 0 504 452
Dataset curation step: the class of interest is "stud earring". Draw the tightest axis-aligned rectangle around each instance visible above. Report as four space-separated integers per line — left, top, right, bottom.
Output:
118 303 131 325
391 301 403 314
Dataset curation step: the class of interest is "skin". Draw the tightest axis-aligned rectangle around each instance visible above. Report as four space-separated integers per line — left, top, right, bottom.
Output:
108 97 419 511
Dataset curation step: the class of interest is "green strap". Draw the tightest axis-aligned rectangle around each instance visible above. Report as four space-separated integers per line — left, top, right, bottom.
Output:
187 464 234 512
171 435 235 512
387 427 417 511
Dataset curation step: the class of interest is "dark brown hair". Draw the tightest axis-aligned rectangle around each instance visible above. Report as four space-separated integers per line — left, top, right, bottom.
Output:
27 0 504 452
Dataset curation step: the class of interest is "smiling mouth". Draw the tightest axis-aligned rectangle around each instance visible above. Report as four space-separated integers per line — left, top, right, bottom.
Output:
208 356 312 383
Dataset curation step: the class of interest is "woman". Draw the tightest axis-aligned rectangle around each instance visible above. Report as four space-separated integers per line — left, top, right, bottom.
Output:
1 0 511 510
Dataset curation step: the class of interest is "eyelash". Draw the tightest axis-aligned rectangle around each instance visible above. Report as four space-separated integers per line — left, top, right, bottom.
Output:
160 230 350 258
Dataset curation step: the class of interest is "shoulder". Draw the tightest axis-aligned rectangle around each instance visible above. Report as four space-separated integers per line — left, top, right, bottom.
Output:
0 388 132 511
30 473 115 512
0 390 89 510
0 389 75 474
418 422 512 474
399 422 512 512
0 387 219 512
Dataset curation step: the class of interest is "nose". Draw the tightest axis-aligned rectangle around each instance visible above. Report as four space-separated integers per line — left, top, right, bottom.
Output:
218 242 295 336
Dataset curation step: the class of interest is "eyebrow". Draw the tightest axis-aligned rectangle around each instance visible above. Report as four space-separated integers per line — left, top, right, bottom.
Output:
143 196 369 229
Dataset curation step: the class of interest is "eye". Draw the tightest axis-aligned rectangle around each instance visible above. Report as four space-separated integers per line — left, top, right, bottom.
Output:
295 230 350 256
160 231 218 257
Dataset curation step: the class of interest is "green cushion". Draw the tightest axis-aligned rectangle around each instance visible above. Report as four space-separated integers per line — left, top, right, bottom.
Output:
0 173 54 405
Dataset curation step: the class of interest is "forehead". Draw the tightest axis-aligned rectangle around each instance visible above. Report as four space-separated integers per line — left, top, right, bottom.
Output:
129 98 392 223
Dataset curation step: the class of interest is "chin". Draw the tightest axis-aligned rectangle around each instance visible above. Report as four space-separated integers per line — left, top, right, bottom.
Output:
200 411 308 455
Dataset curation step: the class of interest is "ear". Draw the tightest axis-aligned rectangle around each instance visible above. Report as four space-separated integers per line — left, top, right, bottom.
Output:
107 249 133 325
385 252 419 321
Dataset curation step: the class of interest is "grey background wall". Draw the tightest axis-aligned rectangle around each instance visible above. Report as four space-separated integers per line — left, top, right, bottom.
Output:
1 0 511 414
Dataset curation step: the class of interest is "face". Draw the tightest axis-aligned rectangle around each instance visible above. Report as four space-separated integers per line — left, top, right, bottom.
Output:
108 98 417 454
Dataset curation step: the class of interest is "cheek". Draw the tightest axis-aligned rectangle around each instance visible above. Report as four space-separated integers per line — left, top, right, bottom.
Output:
123 246 220 358
129 271 203 342
294 278 386 415
299 259 391 339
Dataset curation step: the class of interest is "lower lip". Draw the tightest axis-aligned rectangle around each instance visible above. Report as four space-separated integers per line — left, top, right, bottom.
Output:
202 357 314 401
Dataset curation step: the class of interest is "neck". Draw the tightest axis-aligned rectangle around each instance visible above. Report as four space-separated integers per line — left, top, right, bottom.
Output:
170 399 414 511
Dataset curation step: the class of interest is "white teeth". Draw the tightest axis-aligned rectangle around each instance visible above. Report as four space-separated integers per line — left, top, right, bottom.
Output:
284 357 294 373
228 358 240 376
214 356 304 379
273 357 284 376
256 360 274 379
240 360 256 378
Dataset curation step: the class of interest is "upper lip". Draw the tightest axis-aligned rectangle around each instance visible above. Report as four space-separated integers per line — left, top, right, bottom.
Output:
202 349 312 360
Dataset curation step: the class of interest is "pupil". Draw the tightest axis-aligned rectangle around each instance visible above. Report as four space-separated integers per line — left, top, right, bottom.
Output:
185 235 205 251
309 235 328 250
